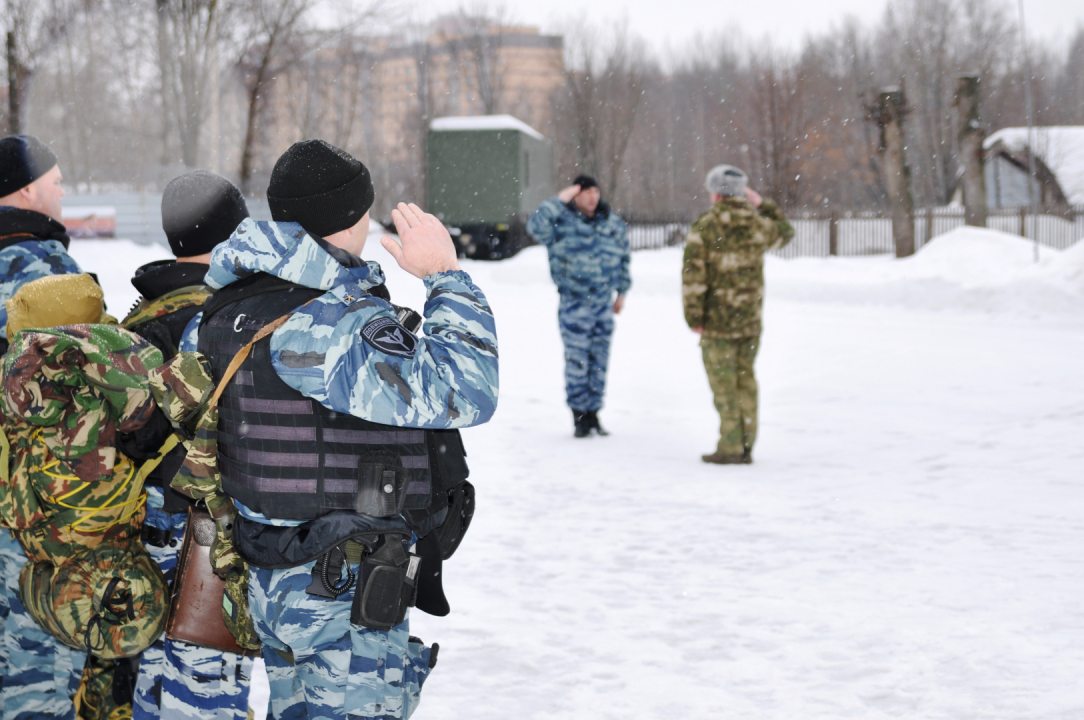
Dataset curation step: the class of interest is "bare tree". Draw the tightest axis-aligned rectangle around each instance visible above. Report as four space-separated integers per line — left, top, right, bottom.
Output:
554 20 650 201
236 0 389 193
737 44 811 207
156 0 231 168
235 0 316 194
1052 27 1084 124
2 0 85 135
868 86 916 257
954 74 986 226
437 3 512 115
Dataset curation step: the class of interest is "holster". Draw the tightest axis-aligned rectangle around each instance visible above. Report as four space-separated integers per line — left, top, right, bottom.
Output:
350 534 419 631
165 507 259 655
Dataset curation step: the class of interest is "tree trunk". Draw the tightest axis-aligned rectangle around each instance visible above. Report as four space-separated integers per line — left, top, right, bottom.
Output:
953 74 987 227
7 30 20 135
156 0 174 165
876 88 915 258
239 52 273 196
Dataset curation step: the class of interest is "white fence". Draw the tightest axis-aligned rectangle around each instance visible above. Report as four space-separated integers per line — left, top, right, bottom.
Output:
625 206 1084 257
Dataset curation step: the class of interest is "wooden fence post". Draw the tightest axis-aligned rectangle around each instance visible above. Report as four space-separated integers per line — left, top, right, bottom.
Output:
1019 207 1027 238
829 211 838 256
925 207 934 247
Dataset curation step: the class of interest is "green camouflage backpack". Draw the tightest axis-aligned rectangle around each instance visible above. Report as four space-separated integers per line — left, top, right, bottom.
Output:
0 324 170 658
149 349 262 652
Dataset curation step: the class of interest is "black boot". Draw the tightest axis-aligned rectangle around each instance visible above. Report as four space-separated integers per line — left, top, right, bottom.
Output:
573 411 591 438
586 411 609 436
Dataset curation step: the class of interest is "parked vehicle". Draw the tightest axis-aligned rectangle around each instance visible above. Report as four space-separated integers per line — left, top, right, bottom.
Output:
427 115 554 260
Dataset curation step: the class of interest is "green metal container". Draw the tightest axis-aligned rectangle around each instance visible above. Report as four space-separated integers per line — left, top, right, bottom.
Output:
427 116 553 258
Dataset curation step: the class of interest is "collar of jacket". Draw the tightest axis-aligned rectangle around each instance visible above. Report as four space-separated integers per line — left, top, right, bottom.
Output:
312 233 366 269
130 259 210 300
714 196 753 212
205 218 386 294
564 197 612 224
0 207 71 251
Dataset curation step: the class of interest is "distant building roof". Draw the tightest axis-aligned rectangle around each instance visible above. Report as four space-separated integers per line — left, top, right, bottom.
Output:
430 115 545 141
985 126 1084 204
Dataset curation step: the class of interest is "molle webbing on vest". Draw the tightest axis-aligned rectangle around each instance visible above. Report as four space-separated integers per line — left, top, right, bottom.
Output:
198 273 433 522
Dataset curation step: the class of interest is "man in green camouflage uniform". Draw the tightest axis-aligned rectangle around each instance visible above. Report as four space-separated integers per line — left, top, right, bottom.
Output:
682 165 793 464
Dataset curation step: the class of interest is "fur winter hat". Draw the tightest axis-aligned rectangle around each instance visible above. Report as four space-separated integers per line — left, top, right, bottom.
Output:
705 164 748 198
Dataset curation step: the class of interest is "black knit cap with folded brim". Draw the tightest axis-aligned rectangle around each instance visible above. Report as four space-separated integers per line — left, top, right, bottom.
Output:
162 170 249 257
572 174 599 191
267 140 374 238
0 135 58 198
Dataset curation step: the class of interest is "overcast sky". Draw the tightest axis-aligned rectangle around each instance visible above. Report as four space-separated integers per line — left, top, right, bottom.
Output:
404 0 1083 56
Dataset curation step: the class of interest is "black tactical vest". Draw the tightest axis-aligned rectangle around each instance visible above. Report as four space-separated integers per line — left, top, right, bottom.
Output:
198 273 462 530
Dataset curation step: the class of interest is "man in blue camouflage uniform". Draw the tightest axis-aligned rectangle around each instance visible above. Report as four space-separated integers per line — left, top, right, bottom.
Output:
124 171 255 720
526 174 630 438
0 135 85 720
200 140 498 719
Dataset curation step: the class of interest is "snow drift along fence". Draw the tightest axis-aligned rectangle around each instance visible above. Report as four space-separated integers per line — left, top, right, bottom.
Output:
623 205 1084 257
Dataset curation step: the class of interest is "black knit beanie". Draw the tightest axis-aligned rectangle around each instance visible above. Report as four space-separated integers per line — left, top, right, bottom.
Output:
267 140 374 238
0 135 58 198
162 170 249 257
572 174 599 191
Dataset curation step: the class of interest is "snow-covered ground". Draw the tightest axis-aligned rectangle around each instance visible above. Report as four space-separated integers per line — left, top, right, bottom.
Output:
69 226 1084 719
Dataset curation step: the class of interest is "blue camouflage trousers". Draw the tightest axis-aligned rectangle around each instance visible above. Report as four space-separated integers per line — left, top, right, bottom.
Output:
557 293 615 412
249 561 434 720
0 532 85 720
133 491 254 720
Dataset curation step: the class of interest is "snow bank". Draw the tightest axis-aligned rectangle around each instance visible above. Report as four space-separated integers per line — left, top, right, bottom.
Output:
767 226 1083 316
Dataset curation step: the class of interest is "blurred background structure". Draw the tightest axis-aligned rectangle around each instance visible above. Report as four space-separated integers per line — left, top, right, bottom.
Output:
1 0 1080 252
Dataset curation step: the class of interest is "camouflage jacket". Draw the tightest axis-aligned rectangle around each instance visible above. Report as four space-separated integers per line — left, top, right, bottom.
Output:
0 325 163 561
682 197 794 339
122 260 212 344
121 260 214 503
526 198 631 299
0 207 82 342
205 219 499 429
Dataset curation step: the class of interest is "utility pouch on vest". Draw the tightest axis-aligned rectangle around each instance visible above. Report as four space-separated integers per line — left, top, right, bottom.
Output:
166 507 258 655
356 451 409 517
350 534 419 631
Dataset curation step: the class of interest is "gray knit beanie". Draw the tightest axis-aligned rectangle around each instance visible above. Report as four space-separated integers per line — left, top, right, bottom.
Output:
705 164 747 197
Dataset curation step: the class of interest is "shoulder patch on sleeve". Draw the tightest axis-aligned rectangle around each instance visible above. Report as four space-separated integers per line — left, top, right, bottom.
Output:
360 317 417 358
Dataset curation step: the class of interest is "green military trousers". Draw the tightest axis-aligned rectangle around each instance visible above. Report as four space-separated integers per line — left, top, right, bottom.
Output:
700 335 760 455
